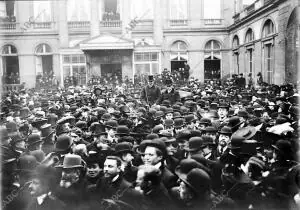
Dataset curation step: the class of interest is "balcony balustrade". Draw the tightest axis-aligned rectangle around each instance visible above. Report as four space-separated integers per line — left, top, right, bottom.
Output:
169 19 188 26
204 19 223 25
100 20 122 28
0 22 17 31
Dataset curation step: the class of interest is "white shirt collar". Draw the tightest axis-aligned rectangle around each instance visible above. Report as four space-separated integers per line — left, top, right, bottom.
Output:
154 161 162 169
36 193 48 205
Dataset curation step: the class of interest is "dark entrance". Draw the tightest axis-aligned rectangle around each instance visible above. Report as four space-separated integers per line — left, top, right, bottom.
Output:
3 56 20 84
101 63 122 78
204 57 221 81
42 55 53 75
171 60 185 73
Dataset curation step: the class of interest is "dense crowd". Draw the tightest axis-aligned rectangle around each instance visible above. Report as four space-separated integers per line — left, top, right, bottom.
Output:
1 73 300 210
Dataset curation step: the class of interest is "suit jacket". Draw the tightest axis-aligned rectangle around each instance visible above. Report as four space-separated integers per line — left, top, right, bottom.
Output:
160 165 178 190
26 194 65 210
140 85 161 105
123 164 138 183
157 89 180 105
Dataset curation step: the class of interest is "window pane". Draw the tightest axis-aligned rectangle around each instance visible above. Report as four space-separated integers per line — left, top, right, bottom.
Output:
79 55 85 63
72 55 79 63
67 0 90 21
63 55 71 64
63 66 71 77
205 41 212 50
0 1 6 17
134 53 142 61
33 1 52 22
151 53 158 61
151 63 159 75
135 63 150 75
213 41 220 50
144 53 150 61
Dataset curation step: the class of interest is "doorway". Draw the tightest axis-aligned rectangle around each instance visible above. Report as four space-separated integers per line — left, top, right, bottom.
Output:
204 57 221 81
3 56 20 84
101 63 122 78
171 60 185 73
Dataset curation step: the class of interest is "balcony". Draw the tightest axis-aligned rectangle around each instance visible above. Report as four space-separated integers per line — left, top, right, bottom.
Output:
68 21 90 33
246 3 255 15
33 22 54 29
169 19 188 27
100 20 122 28
204 19 223 25
0 22 18 31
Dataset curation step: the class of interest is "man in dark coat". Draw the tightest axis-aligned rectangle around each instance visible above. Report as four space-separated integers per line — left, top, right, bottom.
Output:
140 75 161 107
157 79 180 106
27 164 65 210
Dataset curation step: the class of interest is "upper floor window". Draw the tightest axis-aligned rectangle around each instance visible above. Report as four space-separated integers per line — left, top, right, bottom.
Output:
204 40 221 58
245 28 255 43
204 0 221 19
102 0 120 21
262 19 275 38
2 44 17 55
170 0 188 19
232 35 240 48
33 1 52 22
243 0 256 8
131 0 153 19
67 0 90 21
0 0 16 22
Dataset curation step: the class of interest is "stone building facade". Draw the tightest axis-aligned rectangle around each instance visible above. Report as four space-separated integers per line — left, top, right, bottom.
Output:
0 0 298 89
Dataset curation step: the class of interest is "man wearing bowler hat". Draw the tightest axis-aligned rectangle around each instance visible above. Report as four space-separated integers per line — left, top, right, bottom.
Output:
157 78 180 106
140 75 161 107
54 154 88 210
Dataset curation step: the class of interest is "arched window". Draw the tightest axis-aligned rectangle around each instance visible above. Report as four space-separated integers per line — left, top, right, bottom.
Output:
204 40 221 59
245 28 254 43
171 40 188 51
35 43 52 54
232 35 240 48
262 19 275 38
204 40 221 81
2 44 17 55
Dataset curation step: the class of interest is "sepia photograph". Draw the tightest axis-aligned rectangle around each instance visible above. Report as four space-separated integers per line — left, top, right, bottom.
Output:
0 0 299 209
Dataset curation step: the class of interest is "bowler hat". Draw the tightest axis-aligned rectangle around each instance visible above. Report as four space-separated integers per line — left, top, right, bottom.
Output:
31 118 48 129
199 118 212 125
218 126 232 135
114 142 133 154
115 125 130 136
29 150 45 163
104 120 118 129
238 110 249 118
47 113 58 128
218 102 229 109
184 114 196 124
56 154 83 169
146 133 159 140
204 126 217 133
185 137 204 152
17 155 39 172
54 135 73 152
154 111 164 119
175 159 209 179
227 116 243 131
240 140 258 156
152 125 164 134
228 135 245 149
272 140 293 159
101 113 112 121
178 168 211 194
164 119 174 127
202 135 215 146
27 134 42 146
174 118 185 128
148 75 154 81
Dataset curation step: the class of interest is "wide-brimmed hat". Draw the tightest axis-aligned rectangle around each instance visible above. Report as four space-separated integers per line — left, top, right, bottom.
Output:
56 154 83 169
232 126 257 140
40 124 54 138
185 137 204 152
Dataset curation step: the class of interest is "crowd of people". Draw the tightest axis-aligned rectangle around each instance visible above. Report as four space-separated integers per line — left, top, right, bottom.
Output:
1 72 300 210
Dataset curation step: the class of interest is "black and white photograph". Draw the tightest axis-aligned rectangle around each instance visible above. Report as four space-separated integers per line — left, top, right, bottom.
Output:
0 0 299 209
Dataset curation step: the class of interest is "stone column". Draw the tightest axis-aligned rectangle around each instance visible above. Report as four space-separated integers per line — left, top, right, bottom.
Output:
58 0 69 47
154 0 163 45
90 0 100 37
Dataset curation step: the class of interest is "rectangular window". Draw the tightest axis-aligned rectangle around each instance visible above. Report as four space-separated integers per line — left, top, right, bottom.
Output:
249 49 253 74
204 0 220 19
265 44 273 84
170 0 188 19
62 54 87 86
233 52 239 74
134 52 159 76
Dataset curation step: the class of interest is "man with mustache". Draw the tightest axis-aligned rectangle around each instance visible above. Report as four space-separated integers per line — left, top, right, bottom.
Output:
27 164 64 210
216 126 232 158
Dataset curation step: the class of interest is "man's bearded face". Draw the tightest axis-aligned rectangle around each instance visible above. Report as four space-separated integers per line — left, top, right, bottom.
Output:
60 168 81 188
